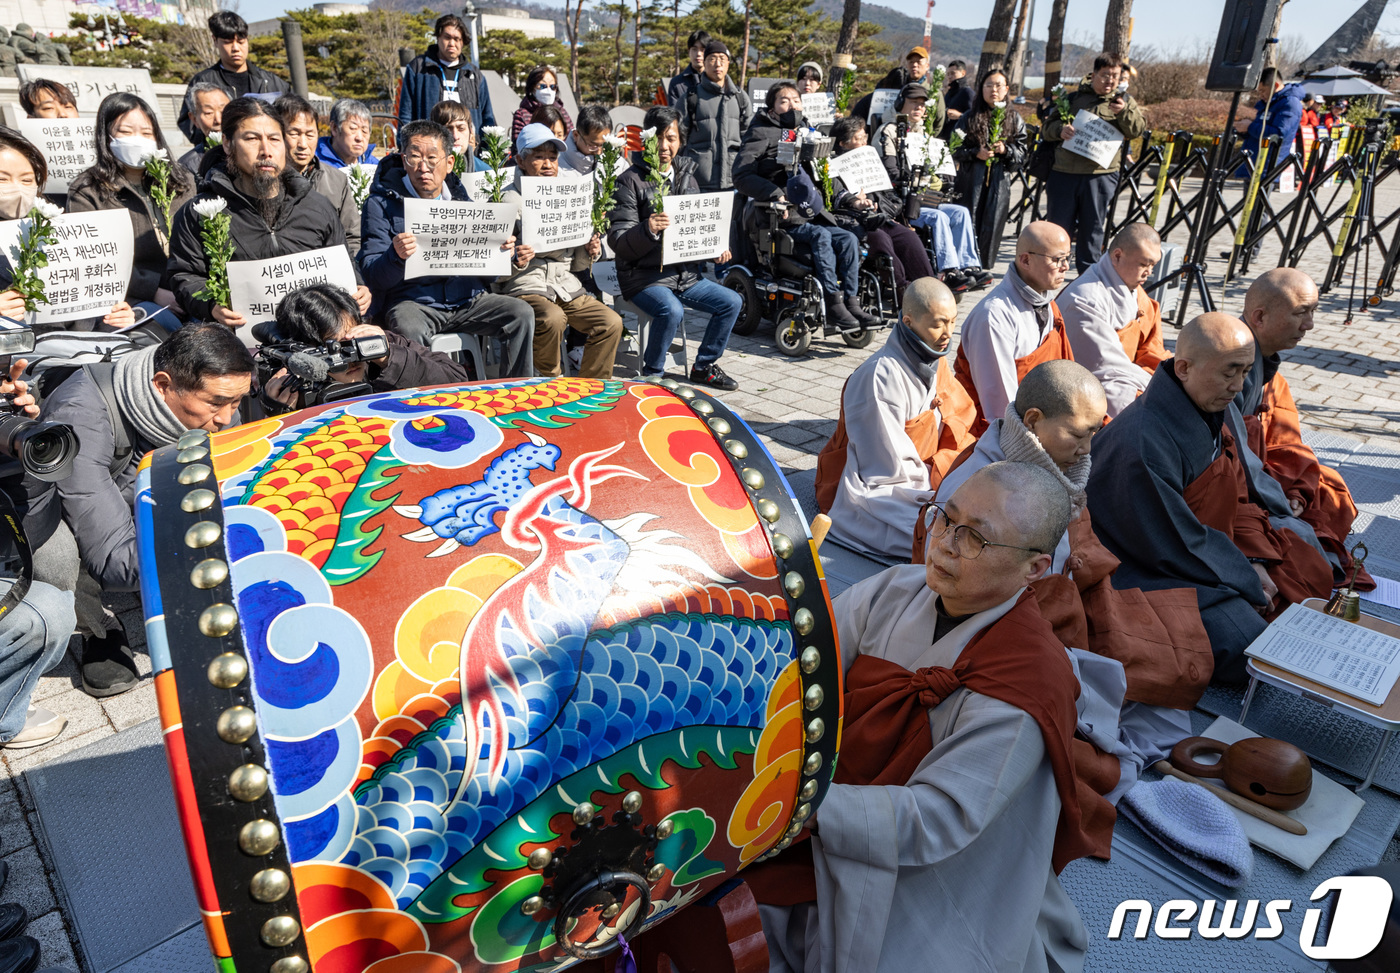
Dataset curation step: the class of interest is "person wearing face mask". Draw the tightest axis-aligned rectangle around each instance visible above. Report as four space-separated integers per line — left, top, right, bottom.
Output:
607 106 742 390
274 94 361 254
397 14 496 134
67 93 196 324
511 66 573 147
317 98 377 169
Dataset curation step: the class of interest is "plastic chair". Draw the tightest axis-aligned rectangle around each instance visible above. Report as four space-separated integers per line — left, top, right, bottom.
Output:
428 331 490 381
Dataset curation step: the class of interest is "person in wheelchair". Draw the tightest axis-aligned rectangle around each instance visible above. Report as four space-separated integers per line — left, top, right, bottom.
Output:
733 82 881 331
871 83 992 294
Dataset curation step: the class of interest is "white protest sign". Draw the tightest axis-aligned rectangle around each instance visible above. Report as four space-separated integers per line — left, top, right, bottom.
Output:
461 166 516 201
1063 109 1125 169
661 191 733 265
402 197 517 279
16 65 159 116
867 89 901 128
15 118 97 194
0 209 133 324
519 173 594 251
227 246 358 343
826 145 893 195
803 92 835 126
924 136 957 177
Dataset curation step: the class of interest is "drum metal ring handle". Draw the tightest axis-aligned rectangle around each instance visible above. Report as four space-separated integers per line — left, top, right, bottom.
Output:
553 869 651 960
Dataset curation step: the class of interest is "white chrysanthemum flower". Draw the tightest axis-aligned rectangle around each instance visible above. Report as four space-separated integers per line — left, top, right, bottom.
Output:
142 147 169 164
603 134 627 149
994 101 1007 109
205 131 223 145
639 127 657 141
936 63 945 71
193 197 228 219
32 200 62 220
480 125 506 139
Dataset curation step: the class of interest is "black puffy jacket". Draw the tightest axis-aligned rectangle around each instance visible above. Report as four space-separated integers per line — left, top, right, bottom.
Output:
606 156 704 300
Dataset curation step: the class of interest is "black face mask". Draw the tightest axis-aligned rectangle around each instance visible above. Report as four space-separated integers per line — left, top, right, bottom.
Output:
775 109 801 129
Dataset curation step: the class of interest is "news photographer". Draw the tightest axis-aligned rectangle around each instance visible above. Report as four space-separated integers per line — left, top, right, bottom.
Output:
24 323 253 698
259 284 471 413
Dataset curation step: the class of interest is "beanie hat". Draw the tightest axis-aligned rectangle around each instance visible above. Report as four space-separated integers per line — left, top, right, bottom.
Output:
1121 779 1254 887
704 40 730 60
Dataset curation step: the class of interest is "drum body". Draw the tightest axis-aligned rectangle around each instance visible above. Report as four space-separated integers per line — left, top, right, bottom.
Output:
136 377 842 973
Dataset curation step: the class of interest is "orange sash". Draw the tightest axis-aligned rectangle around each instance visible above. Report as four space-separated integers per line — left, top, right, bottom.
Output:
954 302 1074 439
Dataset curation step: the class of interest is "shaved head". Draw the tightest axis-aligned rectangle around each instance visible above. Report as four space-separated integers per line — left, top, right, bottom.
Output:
903 276 956 321
964 462 1072 555
1243 268 1319 357
1177 312 1254 362
1016 221 1072 292
1109 223 1163 288
1110 222 1161 254
1174 313 1256 413
1016 359 1106 419
1016 220 1072 258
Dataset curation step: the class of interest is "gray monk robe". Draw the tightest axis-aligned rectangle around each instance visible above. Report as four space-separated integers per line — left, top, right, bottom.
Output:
758 566 1093 973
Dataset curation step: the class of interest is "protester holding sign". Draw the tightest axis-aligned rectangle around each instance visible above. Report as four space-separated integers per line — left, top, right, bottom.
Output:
67 93 195 320
167 98 370 329
953 67 1028 271
496 123 620 379
275 94 362 254
177 12 291 141
607 106 742 390
359 120 533 377
1040 52 1145 273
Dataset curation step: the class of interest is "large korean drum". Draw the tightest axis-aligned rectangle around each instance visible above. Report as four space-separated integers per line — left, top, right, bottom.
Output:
135 377 842 973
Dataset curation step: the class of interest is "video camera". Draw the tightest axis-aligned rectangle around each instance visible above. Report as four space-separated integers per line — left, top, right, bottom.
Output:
0 326 78 482
250 321 389 410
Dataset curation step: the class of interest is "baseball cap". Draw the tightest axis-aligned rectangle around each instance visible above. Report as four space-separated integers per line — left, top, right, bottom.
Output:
899 83 929 103
906 46 929 60
516 123 566 155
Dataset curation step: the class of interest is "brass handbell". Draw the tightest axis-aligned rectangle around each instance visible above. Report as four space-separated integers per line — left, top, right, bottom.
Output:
1324 543 1368 622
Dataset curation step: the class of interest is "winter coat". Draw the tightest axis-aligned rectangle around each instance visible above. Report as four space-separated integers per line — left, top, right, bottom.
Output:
851 67 946 134
678 75 751 192
942 77 974 138
732 109 835 228
358 154 480 317
177 63 292 141
1040 83 1145 174
397 45 496 133
666 66 703 108
495 169 592 302
66 164 197 303
1245 82 1306 157
167 157 359 321
606 155 704 300
302 158 362 255
510 96 574 147
953 107 1027 269
178 143 207 177
315 136 376 169
370 329 470 390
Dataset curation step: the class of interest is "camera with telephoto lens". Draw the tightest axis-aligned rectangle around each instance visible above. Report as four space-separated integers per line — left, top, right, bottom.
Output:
0 326 78 482
252 321 389 410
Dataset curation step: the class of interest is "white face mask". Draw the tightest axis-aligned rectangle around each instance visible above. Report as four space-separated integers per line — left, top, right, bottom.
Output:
110 135 160 168
535 86 557 106
0 185 37 220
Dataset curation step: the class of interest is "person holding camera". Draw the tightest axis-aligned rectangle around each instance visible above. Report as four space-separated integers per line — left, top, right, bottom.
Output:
24 324 253 697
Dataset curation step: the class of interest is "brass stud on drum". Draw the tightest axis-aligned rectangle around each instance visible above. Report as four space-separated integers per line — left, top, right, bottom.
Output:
800 779 818 802
675 387 696 399
177 430 209 450
776 837 792 852
528 847 552 870
521 895 545 916
793 608 815 635
270 958 309 973
784 571 805 598
622 791 643 813
691 398 714 415
799 646 820 673
659 379 679 390
794 803 812 822
655 818 674 840
184 521 221 549
724 439 748 459
260 915 300 948
602 902 621 919
190 558 229 590
741 468 765 490
239 818 280 856
208 652 248 688
176 445 209 464
707 417 732 435
786 820 803 838
216 705 257 744
804 752 823 775
647 863 666 882
178 463 212 485
805 718 825 744
572 802 596 825
804 685 824 711
771 533 794 559
199 603 238 638
228 763 269 802
180 488 217 513
250 868 291 903
757 499 780 523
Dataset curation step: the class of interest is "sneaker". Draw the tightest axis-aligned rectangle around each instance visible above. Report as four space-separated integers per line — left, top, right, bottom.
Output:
825 293 860 328
0 936 40 973
0 902 25 942
80 620 139 698
845 294 883 328
968 269 995 289
0 708 66 751
688 362 739 392
941 270 970 294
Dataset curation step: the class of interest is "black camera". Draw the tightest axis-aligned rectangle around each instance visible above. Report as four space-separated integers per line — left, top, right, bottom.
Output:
0 326 77 482
252 322 389 410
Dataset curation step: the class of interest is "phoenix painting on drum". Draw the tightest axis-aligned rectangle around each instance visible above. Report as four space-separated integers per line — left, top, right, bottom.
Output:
138 378 840 973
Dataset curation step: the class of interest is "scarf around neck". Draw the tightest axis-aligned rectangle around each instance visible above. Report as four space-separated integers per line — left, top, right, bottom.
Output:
890 318 949 385
114 345 188 449
998 402 1090 517
1005 262 1053 332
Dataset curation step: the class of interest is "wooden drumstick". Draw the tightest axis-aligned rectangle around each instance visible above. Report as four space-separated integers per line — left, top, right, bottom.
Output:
1153 761 1308 836
810 514 832 552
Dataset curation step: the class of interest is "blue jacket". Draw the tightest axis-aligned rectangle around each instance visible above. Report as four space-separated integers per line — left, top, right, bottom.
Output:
316 136 376 169
397 44 496 134
1245 83 1305 155
358 155 479 317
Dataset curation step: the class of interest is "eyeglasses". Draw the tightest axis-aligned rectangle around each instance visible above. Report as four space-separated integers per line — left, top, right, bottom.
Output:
924 503 1046 560
536 84 558 91
574 133 605 152
403 153 445 169
1027 252 1072 268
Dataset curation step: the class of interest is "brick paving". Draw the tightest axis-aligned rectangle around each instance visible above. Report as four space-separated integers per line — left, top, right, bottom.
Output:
4 176 1399 970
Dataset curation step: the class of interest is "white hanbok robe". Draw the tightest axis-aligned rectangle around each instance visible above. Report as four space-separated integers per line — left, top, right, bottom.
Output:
1058 252 1151 418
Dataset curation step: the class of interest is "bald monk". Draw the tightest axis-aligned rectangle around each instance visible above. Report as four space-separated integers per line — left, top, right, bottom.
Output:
815 278 976 558
1058 223 1168 417
954 221 1075 438
758 463 1108 973
1240 268 1369 586
1086 313 1333 682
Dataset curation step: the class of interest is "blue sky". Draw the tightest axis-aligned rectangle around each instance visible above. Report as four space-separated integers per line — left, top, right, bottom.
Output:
231 0 1400 53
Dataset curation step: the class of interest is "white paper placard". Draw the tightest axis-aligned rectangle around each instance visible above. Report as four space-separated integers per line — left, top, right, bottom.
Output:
14 118 97 194
661 190 733 265
802 92 835 126
1245 601 1400 705
461 166 517 201
0 209 133 324
591 259 621 297
402 197 517 279
16 64 159 116
827 144 893 195
227 246 358 342
867 88 901 128
519 173 594 251
1063 108 1125 169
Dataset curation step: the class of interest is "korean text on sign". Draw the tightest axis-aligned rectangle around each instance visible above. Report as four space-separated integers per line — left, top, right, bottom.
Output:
661 191 734 265
826 145 893 195
227 246 359 344
14 118 98 194
519 174 595 251
402 198 518 278
0 209 134 324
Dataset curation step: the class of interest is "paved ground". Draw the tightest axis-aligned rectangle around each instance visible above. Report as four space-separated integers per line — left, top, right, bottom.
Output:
5 176 1399 971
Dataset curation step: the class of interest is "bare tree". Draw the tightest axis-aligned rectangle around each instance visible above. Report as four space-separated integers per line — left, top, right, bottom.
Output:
610 3 628 105
1262 1 1288 71
1104 0 1133 58
563 0 586 91
361 9 412 101
741 0 753 90
1005 0 1031 94
1044 0 1069 89
833 0 859 91
673 0 681 78
980 0 1019 81
634 0 643 103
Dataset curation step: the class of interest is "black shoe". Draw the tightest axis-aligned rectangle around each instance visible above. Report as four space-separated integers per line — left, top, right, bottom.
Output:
80 619 138 698
0 904 24 943
0 936 40 973
0 861 7 894
845 294 883 328
968 269 995 289
688 362 739 392
825 293 860 328
941 270 970 294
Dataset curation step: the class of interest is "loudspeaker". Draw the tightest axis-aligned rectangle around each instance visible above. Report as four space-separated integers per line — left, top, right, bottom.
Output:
1205 0 1284 92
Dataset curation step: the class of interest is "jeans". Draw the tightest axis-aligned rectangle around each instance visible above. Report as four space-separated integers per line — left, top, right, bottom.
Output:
1046 169 1120 273
386 293 535 378
0 579 74 741
914 205 983 271
629 278 741 375
787 223 861 297
865 224 935 293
